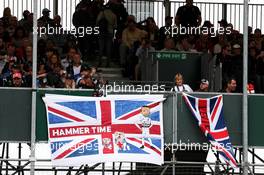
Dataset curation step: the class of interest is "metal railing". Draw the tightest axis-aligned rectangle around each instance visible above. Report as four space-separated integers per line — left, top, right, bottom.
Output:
1 0 264 32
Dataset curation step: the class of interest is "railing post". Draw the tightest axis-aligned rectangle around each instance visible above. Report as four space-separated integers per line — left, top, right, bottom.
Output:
222 3 227 20
164 0 171 17
30 0 38 174
53 0 59 16
242 0 249 174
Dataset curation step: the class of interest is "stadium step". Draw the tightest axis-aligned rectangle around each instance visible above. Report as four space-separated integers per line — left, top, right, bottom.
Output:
98 67 128 81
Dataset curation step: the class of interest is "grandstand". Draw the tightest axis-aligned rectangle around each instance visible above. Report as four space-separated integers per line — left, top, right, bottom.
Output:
0 0 264 174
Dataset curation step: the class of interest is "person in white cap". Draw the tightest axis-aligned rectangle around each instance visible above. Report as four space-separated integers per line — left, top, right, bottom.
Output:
196 79 209 92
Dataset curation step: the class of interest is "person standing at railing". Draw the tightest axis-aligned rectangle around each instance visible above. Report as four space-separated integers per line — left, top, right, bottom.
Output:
175 0 202 28
219 77 237 93
171 73 193 92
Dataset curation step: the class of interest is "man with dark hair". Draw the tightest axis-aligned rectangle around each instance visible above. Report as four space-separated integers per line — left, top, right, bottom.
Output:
175 0 201 27
220 77 237 93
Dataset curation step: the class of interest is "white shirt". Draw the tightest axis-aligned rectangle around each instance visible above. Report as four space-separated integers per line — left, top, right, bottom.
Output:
73 65 81 76
139 115 151 128
172 84 193 92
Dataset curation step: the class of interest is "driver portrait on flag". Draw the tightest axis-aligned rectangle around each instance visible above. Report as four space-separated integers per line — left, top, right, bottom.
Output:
137 106 153 149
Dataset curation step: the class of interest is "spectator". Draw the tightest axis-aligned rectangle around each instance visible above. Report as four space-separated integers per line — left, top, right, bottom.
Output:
53 15 62 27
61 47 77 70
195 34 214 53
119 15 147 67
46 53 64 88
6 43 17 62
0 50 7 73
215 44 232 85
230 44 243 92
9 72 26 87
255 51 264 93
202 20 214 37
0 25 5 40
1 57 16 77
10 16 18 28
0 38 4 50
96 5 117 67
0 7 12 28
76 66 95 89
248 42 257 82
6 16 18 37
144 17 159 49
63 73 76 89
23 46 33 72
248 26 253 37
135 38 155 80
162 38 175 51
158 16 173 50
72 0 95 59
217 19 228 32
171 73 193 92
175 0 201 27
18 10 30 26
220 77 237 93
196 79 209 92
107 0 128 27
13 26 27 48
254 29 263 52
176 35 196 52
38 8 54 27
21 13 33 34
213 34 228 55
66 53 83 81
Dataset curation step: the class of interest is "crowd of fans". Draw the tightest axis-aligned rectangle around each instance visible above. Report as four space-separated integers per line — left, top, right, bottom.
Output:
0 0 263 94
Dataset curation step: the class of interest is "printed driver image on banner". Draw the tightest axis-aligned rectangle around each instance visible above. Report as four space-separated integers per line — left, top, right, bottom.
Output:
42 94 165 166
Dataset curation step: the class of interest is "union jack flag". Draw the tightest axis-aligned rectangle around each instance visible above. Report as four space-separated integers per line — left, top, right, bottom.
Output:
182 93 238 168
43 94 164 166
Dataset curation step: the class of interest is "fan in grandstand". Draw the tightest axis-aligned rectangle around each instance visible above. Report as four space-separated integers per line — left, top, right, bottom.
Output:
175 0 201 27
196 79 209 92
171 73 193 92
220 77 237 93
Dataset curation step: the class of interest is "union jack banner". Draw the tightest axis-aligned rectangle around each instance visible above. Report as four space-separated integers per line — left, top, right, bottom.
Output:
43 94 165 166
182 93 238 168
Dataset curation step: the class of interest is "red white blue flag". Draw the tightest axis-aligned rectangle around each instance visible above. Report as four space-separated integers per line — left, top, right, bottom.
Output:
43 94 164 166
182 93 238 168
